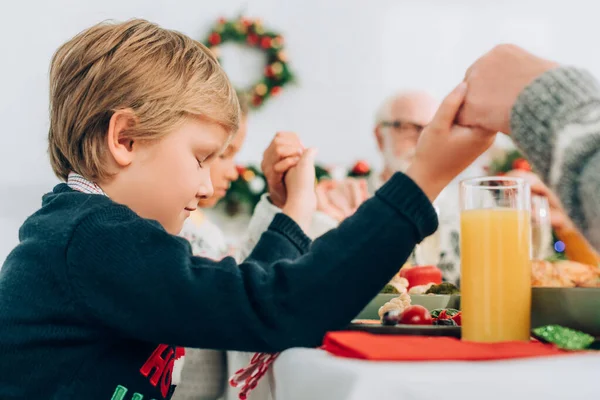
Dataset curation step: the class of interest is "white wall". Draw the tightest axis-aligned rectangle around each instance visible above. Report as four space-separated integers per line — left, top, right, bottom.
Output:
0 0 599 261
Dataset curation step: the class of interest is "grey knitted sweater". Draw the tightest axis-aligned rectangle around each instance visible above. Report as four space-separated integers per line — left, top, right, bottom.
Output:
511 66 600 251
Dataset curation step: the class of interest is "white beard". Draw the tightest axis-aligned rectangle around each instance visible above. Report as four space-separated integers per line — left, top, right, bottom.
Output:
382 132 415 173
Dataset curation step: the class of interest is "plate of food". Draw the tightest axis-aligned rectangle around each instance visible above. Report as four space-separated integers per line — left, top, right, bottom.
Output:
350 305 461 338
355 264 460 320
531 259 600 336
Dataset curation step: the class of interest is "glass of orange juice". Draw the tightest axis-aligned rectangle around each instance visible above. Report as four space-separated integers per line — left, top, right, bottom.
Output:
460 177 531 342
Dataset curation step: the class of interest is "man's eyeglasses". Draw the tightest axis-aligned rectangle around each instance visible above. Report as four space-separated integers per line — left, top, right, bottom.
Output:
380 120 426 134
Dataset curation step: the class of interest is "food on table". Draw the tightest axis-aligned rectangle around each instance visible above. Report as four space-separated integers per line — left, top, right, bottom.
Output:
381 276 409 294
377 302 462 327
390 276 409 293
425 282 460 295
378 305 433 326
381 310 402 326
438 309 461 326
552 260 599 287
378 292 411 319
398 305 433 325
399 265 442 289
380 284 400 294
408 282 434 294
433 318 457 326
431 308 461 326
532 259 600 287
531 260 574 287
352 319 380 324
430 308 459 319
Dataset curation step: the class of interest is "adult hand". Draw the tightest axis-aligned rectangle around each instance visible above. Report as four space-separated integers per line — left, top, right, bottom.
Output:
458 44 558 134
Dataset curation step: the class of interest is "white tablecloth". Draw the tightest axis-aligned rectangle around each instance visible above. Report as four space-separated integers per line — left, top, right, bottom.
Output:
273 348 600 400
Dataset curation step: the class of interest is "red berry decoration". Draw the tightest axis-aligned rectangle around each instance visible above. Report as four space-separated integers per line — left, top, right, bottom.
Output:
352 160 370 175
208 32 221 45
264 65 274 78
272 36 284 47
260 37 272 49
218 17 226 24
270 86 282 96
236 165 247 176
247 34 259 46
512 158 531 171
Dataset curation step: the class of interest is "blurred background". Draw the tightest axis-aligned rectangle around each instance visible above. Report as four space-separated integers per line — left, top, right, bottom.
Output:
0 0 598 261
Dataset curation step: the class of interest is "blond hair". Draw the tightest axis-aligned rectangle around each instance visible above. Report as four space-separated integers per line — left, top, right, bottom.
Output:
48 19 240 181
236 90 250 117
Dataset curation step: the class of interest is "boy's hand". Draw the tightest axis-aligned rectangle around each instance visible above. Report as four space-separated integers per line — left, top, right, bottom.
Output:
282 148 318 232
406 82 497 201
261 132 304 208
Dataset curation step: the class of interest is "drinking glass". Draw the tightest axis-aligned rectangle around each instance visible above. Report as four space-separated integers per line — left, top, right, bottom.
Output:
460 177 531 342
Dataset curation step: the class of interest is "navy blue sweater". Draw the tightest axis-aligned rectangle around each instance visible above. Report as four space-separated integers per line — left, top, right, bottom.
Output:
0 172 437 399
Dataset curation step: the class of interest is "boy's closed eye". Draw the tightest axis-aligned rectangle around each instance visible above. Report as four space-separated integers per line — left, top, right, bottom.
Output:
196 153 215 168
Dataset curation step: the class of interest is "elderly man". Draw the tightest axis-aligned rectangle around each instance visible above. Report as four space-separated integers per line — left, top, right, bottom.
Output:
313 90 485 284
372 91 441 189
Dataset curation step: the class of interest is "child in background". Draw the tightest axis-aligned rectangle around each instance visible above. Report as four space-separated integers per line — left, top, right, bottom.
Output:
178 92 250 261
173 92 249 400
174 94 306 400
0 19 495 400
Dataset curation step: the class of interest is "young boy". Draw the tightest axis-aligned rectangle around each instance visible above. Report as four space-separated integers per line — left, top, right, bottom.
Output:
0 19 495 400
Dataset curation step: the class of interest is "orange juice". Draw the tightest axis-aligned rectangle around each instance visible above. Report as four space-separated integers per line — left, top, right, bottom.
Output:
460 208 531 342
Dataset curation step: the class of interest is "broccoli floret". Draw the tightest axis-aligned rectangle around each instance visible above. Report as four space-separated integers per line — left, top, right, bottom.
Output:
425 282 460 295
433 318 457 326
380 284 400 294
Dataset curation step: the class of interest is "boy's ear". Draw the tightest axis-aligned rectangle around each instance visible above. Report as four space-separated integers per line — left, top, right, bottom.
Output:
106 109 137 167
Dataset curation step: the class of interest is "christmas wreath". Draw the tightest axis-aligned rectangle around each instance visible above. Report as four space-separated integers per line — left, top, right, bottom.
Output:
203 17 294 109
219 161 372 216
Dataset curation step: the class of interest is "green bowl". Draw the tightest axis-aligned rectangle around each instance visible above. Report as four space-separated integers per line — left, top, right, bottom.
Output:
357 288 600 337
356 293 461 320
531 287 600 336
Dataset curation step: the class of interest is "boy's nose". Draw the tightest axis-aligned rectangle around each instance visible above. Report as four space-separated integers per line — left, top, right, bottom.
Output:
197 176 214 199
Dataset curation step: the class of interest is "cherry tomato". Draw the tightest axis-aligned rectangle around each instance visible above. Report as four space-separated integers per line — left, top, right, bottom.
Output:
399 305 433 325
451 312 462 326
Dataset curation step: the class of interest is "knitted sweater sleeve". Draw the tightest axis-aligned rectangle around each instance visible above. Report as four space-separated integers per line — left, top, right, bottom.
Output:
65 173 437 352
235 194 341 264
511 66 600 250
